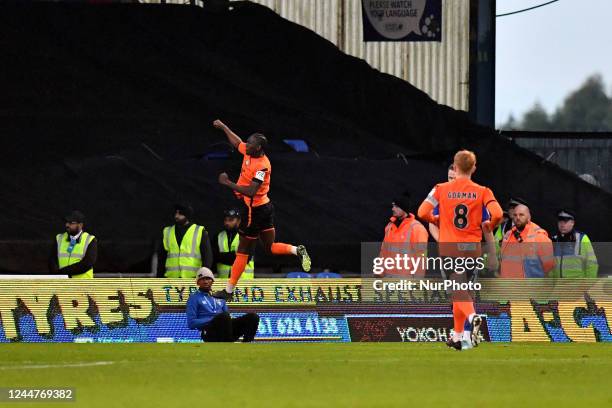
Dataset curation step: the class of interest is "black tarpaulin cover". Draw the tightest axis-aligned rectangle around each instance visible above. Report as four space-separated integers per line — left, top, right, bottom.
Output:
1 2 610 273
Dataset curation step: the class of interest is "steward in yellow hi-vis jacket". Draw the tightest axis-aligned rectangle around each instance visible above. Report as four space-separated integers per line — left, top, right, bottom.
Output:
551 209 598 278
214 208 254 279
49 210 97 278
157 203 212 278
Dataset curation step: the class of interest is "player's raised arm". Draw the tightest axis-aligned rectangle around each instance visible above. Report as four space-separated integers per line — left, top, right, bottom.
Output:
213 119 242 148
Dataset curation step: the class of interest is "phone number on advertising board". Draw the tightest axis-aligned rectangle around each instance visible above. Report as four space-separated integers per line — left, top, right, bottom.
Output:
256 316 339 336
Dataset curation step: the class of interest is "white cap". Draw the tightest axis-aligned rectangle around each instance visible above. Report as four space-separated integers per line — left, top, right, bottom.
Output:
196 267 215 282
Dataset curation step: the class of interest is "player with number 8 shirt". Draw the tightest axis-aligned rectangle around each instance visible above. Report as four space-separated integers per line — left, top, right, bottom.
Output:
418 150 503 350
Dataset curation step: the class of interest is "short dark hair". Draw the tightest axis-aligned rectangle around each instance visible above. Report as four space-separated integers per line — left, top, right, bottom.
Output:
251 133 268 150
64 210 85 224
174 203 194 219
224 208 241 219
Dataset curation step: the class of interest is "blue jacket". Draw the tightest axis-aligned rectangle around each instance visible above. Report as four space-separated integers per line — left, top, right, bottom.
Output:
186 289 228 330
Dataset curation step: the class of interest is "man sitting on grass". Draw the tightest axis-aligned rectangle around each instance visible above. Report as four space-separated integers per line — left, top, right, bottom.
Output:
186 267 260 342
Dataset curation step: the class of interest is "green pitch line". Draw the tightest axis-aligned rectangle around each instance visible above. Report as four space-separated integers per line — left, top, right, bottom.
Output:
0 343 611 408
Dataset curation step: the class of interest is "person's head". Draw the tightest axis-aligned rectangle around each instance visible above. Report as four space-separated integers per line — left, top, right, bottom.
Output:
64 210 85 236
507 197 528 222
447 163 456 181
174 203 194 226
513 204 531 229
453 150 477 177
246 133 267 156
507 206 517 221
391 192 411 219
223 208 241 231
195 267 215 291
557 209 576 235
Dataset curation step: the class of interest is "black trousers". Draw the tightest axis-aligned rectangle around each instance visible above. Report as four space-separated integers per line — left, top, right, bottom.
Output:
201 312 260 343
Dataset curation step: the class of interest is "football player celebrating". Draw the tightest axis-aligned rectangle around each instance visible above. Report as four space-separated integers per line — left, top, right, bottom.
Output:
212 120 311 300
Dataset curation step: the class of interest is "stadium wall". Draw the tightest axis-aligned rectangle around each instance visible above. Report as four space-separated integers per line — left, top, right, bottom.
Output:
510 134 612 194
1 279 611 343
141 0 470 111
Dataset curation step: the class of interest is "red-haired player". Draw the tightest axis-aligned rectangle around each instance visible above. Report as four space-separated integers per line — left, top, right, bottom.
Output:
418 150 502 350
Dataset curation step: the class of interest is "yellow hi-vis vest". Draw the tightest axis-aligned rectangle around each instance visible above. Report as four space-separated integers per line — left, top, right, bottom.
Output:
551 232 598 278
216 230 254 279
163 224 204 278
56 232 95 279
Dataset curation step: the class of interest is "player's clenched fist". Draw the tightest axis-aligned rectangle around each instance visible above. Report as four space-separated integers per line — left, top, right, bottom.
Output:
218 172 229 185
213 119 226 129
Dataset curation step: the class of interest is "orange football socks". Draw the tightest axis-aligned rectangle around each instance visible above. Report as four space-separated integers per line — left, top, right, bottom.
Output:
271 243 296 256
227 252 250 291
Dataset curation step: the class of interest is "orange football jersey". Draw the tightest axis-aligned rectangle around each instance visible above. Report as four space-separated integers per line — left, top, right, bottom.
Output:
425 178 497 243
237 142 271 207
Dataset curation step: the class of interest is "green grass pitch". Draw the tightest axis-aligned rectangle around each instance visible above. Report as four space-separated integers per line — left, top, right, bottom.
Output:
0 343 611 407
